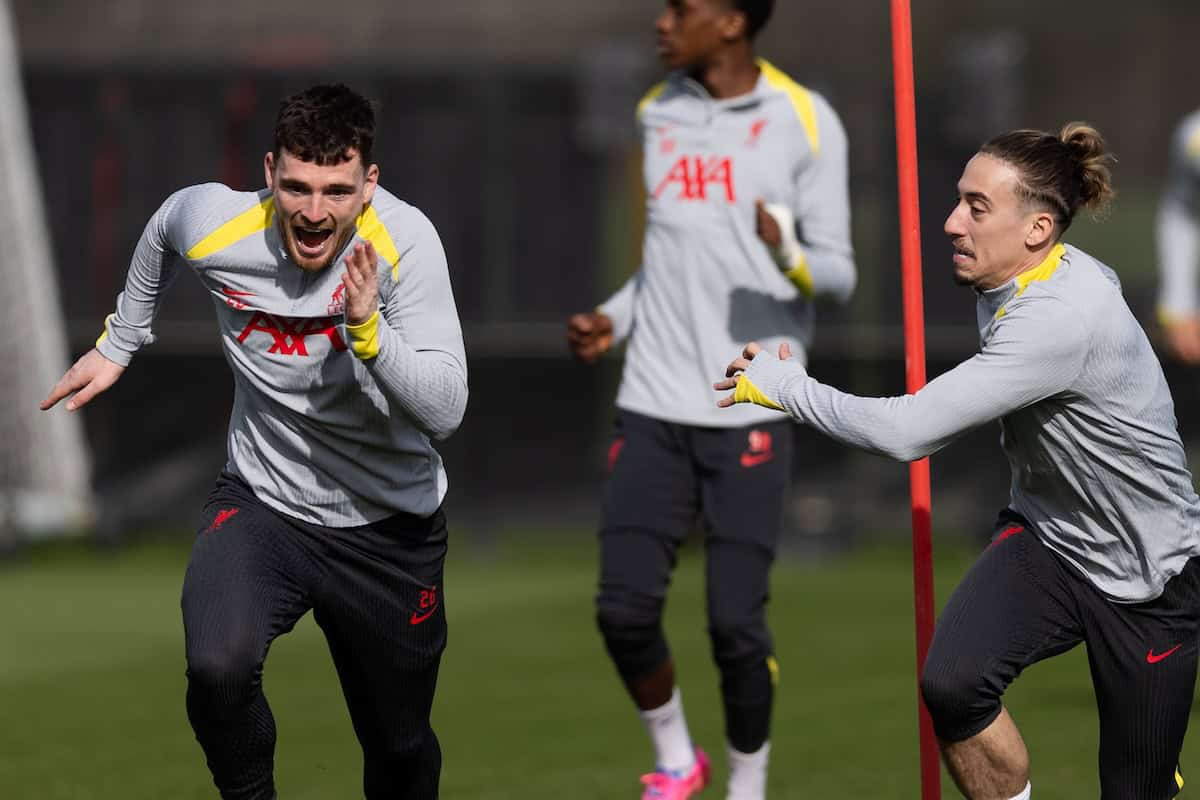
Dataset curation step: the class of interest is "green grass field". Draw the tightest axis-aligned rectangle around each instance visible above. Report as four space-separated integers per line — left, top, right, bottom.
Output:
1 531 1195 799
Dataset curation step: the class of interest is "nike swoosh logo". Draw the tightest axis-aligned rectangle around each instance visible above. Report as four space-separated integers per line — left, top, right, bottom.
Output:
221 287 256 297
740 452 774 468
410 605 439 625
1147 645 1183 664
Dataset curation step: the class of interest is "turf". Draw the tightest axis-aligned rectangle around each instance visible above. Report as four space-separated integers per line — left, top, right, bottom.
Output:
0 532 1193 798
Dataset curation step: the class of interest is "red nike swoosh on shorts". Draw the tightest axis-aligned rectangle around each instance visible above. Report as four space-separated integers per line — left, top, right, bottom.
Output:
740 452 774 468
1147 645 1183 664
410 605 439 625
221 288 256 297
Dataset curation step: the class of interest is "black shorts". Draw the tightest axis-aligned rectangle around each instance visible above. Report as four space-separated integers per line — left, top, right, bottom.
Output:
923 511 1200 799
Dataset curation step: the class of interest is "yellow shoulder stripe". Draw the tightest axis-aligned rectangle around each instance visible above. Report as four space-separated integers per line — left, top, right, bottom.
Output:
733 374 784 411
186 197 276 260
757 59 820 156
996 244 1066 319
637 82 667 119
355 205 403 281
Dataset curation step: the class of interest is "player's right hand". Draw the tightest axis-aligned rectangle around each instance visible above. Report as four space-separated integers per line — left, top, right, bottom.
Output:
1163 315 1200 365
40 348 126 412
566 311 614 364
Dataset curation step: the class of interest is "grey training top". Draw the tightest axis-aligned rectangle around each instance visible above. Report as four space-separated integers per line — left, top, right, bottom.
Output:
741 244 1200 601
98 183 468 527
600 59 856 428
1157 110 1200 319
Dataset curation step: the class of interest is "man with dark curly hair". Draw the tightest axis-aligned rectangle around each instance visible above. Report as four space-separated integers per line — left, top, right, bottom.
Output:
42 83 467 800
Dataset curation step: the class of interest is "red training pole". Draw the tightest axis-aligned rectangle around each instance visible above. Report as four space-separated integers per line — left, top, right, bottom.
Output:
889 0 940 797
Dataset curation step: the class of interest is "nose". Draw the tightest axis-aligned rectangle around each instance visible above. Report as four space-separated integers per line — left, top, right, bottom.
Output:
300 195 325 225
944 203 966 238
655 7 672 35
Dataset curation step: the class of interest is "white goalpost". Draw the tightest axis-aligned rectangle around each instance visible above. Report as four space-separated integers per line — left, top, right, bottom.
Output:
0 0 93 544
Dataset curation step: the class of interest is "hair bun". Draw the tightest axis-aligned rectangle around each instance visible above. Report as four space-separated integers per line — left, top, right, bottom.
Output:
1059 122 1116 213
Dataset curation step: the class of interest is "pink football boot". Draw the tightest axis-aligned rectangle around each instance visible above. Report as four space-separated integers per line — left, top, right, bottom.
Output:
639 748 711 799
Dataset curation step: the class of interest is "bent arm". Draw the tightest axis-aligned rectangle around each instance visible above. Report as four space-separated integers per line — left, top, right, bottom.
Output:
597 269 643 345
348 219 468 441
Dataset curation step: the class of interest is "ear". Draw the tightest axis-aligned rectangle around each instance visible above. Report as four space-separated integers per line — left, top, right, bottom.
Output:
719 7 747 41
1025 210 1056 249
263 152 276 190
362 163 380 205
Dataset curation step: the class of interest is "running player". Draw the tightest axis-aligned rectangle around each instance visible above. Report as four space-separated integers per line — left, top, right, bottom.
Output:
567 1 855 797
720 123 1200 799
1157 109 1200 364
41 84 467 800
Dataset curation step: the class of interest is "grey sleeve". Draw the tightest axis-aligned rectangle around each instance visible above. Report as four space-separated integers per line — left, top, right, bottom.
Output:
597 269 643 344
95 188 196 366
366 213 469 441
740 298 1087 461
791 95 856 303
1157 117 1200 318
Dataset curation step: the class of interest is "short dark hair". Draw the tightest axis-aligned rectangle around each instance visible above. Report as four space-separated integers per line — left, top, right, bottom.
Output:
274 84 376 167
732 0 774 38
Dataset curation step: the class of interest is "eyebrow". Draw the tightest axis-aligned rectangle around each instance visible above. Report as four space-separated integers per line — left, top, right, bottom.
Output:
962 190 991 208
277 178 356 194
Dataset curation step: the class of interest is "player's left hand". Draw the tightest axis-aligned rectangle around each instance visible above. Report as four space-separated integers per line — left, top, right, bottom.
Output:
714 341 792 407
754 199 783 249
342 241 379 325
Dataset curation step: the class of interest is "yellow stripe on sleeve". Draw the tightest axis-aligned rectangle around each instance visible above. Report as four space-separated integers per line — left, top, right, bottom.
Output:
186 198 276 260
355 205 403 281
733 374 784 411
766 656 781 687
757 59 820 156
346 310 381 360
784 255 814 298
1176 766 1184 791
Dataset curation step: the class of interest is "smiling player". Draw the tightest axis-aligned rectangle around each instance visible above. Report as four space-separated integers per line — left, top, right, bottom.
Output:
41 84 467 800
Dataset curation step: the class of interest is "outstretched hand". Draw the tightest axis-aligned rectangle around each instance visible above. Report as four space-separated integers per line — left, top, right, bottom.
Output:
714 341 792 408
342 241 380 325
41 348 126 412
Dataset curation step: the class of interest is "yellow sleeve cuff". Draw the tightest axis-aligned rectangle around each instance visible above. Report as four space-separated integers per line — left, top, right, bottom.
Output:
733 374 784 411
95 313 115 347
346 310 381 360
784 255 814 298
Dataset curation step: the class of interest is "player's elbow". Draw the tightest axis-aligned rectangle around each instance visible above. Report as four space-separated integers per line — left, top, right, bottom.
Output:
424 382 468 441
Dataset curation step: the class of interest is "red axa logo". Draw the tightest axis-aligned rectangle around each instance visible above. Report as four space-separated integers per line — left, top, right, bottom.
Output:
653 155 737 203
237 312 349 356
327 283 346 316
741 429 774 468
205 507 240 533
410 586 439 625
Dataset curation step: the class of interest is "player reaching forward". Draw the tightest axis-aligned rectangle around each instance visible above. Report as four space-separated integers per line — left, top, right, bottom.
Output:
567 1 855 797
42 84 467 800
720 124 1200 799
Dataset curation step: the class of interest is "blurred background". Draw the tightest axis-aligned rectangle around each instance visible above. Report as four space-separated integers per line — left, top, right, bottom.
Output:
9 0 1200 548
4 1 1200 797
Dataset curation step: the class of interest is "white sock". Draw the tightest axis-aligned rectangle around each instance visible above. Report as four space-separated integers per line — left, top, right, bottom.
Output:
639 687 695 773
726 741 769 800
1007 782 1031 800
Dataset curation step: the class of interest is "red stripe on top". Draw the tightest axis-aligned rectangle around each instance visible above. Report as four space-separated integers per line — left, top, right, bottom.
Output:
989 524 1024 548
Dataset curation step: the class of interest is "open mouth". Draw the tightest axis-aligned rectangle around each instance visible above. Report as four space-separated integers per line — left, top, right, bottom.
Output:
293 226 334 257
951 244 974 263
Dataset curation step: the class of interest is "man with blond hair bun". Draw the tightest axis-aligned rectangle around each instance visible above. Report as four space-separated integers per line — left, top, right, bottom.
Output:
720 123 1200 799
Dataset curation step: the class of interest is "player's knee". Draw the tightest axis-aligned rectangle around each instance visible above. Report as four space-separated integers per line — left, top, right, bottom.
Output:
186 644 261 706
595 590 667 678
707 608 769 669
919 657 1001 742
